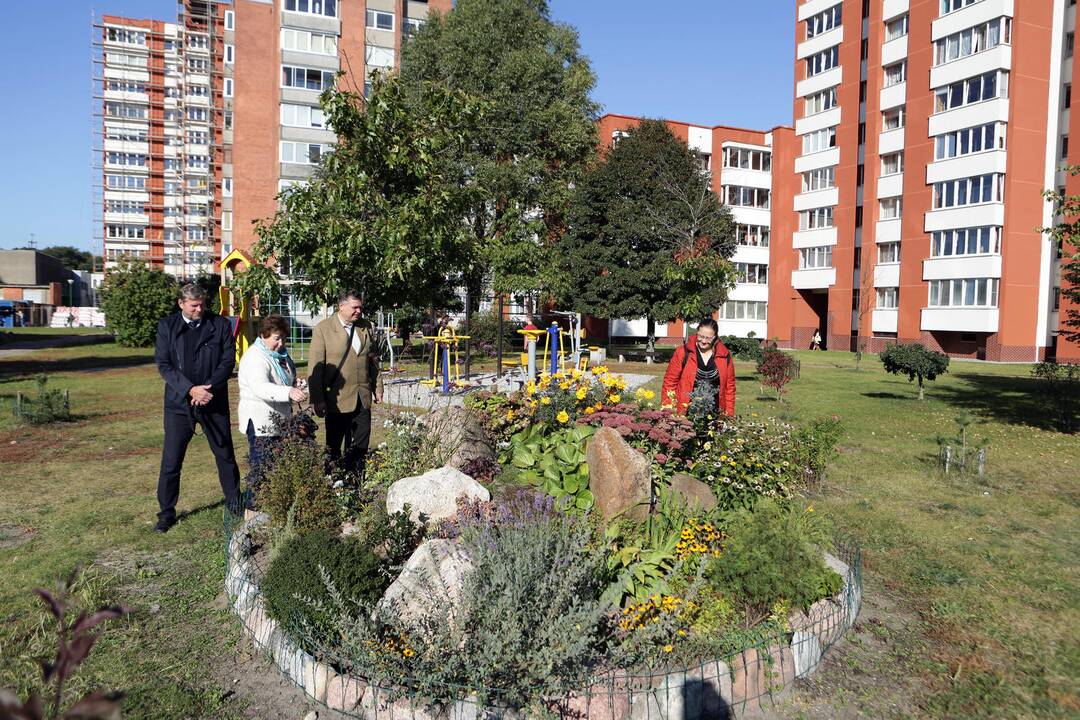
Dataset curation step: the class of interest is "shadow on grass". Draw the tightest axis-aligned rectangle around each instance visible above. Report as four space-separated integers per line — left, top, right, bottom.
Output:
862 391 914 400
175 499 225 525
933 371 1067 433
0 354 154 381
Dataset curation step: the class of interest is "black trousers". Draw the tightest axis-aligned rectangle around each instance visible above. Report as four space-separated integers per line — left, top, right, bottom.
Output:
157 409 241 522
324 406 372 477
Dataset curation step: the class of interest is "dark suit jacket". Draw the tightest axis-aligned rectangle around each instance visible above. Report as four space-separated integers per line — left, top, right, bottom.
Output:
154 311 236 415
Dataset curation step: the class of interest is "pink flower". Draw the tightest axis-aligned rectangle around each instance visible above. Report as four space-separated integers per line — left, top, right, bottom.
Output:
656 453 668 464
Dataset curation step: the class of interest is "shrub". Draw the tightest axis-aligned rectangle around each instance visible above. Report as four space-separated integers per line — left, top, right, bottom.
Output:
504 425 595 510
258 429 340 534
690 415 805 510
99 259 178 347
720 334 763 363
367 412 446 488
12 374 73 425
261 528 388 651
880 342 949 400
1031 360 1080 433
705 500 842 627
347 501 425 581
756 347 797 401
459 455 501 484
465 310 523 358
794 415 845 489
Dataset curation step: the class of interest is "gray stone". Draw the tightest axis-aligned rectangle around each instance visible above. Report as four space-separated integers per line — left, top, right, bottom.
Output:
387 466 490 525
586 427 651 522
792 629 823 677
669 473 718 512
377 539 473 630
423 406 496 470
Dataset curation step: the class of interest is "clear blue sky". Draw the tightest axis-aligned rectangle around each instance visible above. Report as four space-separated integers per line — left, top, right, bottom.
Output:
0 1 793 255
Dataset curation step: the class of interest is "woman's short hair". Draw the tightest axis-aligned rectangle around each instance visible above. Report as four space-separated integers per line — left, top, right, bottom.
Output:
697 318 719 335
258 314 290 338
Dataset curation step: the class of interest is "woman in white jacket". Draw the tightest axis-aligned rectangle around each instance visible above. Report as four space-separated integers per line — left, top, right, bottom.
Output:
237 315 307 473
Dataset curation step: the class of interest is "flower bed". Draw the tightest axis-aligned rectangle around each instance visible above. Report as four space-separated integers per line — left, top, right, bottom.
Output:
225 368 860 718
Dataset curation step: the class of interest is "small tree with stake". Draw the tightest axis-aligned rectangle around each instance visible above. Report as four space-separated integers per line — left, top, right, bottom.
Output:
880 342 950 400
756 347 798 402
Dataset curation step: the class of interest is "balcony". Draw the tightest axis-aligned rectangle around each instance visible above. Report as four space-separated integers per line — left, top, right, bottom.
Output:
793 227 838 248
876 173 904 199
923 254 1002 280
797 26 843 61
880 81 906 111
875 218 901 243
797 66 842 100
874 263 900 287
924 204 1005 233
928 98 1010 137
732 245 771 266
878 127 905 155
721 167 772 189
921 306 999 332
932 0 1014 42
791 267 836 289
872 308 899 333
794 147 840 174
881 36 908 67
795 106 841 136
882 0 909 22
793 187 839 212
925 150 1008 185
798 0 843 21
930 45 1012 91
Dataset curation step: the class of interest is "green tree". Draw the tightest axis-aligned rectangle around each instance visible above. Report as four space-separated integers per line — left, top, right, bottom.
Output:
399 0 600 300
192 269 222 314
1043 169 1080 344
880 342 950 400
100 260 178 347
231 73 484 310
558 119 737 354
39 246 98 272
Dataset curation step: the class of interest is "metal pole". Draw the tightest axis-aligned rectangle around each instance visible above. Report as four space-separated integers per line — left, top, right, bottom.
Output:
463 291 472 379
496 294 504 377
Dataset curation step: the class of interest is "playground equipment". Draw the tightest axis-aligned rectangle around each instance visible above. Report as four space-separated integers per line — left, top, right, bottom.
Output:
374 309 398 373
420 325 471 395
511 312 588 382
516 326 546 381
220 249 257 363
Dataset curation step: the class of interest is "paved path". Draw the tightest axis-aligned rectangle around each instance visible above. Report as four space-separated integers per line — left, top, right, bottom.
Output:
0 333 113 358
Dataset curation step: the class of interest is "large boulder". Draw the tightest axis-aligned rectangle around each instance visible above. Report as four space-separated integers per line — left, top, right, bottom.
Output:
387 465 490 525
586 426 651 522
376 539 473 630
669 473 718 512
422 407 496 470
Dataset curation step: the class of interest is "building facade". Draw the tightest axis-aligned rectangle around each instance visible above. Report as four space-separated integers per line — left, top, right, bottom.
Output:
97 0 450 280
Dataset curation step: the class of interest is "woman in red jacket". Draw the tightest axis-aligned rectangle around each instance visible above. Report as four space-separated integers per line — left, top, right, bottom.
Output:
661 318 736 417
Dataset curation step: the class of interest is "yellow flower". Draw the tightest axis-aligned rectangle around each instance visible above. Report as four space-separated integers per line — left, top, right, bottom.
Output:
584 406 596 415
576 387 588 400
663 644 674 653
530 400 538 409
609 394 621 404
559 382 571 390
594 402 603 410
403 648 415 658
807 505 814 513
557 410 570 423
541 396 551 405
572 369 583 379
506 409 515 421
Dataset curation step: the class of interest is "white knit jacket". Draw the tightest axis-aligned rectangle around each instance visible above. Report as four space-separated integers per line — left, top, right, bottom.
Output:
237 348 295 436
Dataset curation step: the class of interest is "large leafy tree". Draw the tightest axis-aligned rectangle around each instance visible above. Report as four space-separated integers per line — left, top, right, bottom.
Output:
100 260 178 347
231 74 483 310
558 119 737 353
37 246 99 272
399 0 600 299
1044 169 1080 345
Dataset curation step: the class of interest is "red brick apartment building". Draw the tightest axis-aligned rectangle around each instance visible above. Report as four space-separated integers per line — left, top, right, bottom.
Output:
96 0 450 280
604 0 1080 361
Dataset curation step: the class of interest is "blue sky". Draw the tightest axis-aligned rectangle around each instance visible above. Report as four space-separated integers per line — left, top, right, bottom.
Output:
0 1 793 254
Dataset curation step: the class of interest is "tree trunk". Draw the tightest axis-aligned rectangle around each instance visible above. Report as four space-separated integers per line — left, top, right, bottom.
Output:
646 316 656 360
918 377 925 400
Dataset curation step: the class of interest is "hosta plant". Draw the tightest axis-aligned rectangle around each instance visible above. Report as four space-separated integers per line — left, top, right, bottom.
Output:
503 424 595 511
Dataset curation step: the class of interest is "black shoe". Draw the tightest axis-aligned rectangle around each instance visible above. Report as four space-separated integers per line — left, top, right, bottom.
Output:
154 517 175 534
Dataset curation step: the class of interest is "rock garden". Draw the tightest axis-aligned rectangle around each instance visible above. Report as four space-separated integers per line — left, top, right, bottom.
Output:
225 367 858 719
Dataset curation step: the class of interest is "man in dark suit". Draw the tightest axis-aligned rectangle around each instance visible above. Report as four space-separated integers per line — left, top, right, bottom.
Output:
153 283 241 533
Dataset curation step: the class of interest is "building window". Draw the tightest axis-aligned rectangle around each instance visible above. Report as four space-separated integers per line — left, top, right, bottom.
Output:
284 0 337 18
280 141 334 165
224 78 234 97
106 174 145 190
186 130 209 145
1066 84 1072 110
225 44 234 64
885 14 909 41
164 158 181 171
934 17 1011 66
222 211 232 231
404 17 424 37
881 152 904 176
928 278 999 307
720 300 767 321
805 3 842 39
722 147 771 171
877 242 901 264
799 246 833 269
185 107 209 122
282 65 336 91
876 287 899 309
187 57 209 74
805 87 838 116
223 178 232 197
224 10 234 30
932 174 1005 209
186 155 210 170
800 206 835 230
106 224 146 239
931 227 1002 256
105 80 146 94
884 61 907 87
934 71 1008 113
104 102 147 119
934 122 1005 160
941 0 979 14
1067 32 1075 59
880 197 903 219
802 166 836 192
105 52 147 68
280 103 326 128
106 152 147 167
105 199 146 215
186 85 209 98
802 126 837 154
105 27 147 45
734 263 769 284
187 35 209 50
806 46 840 78
366 9 395 31
1063 135 1070 161
105 127 148 141
224 111 233 130
281 28 338 55
723 185 771 209
735 224 770 247
366 45 395 69
883 106 906 130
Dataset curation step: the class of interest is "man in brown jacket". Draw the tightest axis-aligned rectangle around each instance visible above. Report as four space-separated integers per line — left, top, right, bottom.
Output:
308 289 383 478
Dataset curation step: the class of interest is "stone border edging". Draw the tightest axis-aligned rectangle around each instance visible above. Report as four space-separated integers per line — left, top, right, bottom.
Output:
225 513 861 719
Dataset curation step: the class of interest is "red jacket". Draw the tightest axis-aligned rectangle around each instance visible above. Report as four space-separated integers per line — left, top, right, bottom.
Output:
661 341 736 416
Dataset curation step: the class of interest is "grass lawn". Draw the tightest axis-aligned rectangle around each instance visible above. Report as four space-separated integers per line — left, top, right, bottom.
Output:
0 343 1077 718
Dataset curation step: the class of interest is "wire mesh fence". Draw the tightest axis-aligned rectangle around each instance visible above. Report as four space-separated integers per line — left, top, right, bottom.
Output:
224 507 861 720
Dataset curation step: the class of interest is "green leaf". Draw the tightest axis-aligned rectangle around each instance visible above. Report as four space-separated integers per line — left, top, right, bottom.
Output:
511 448 536 468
